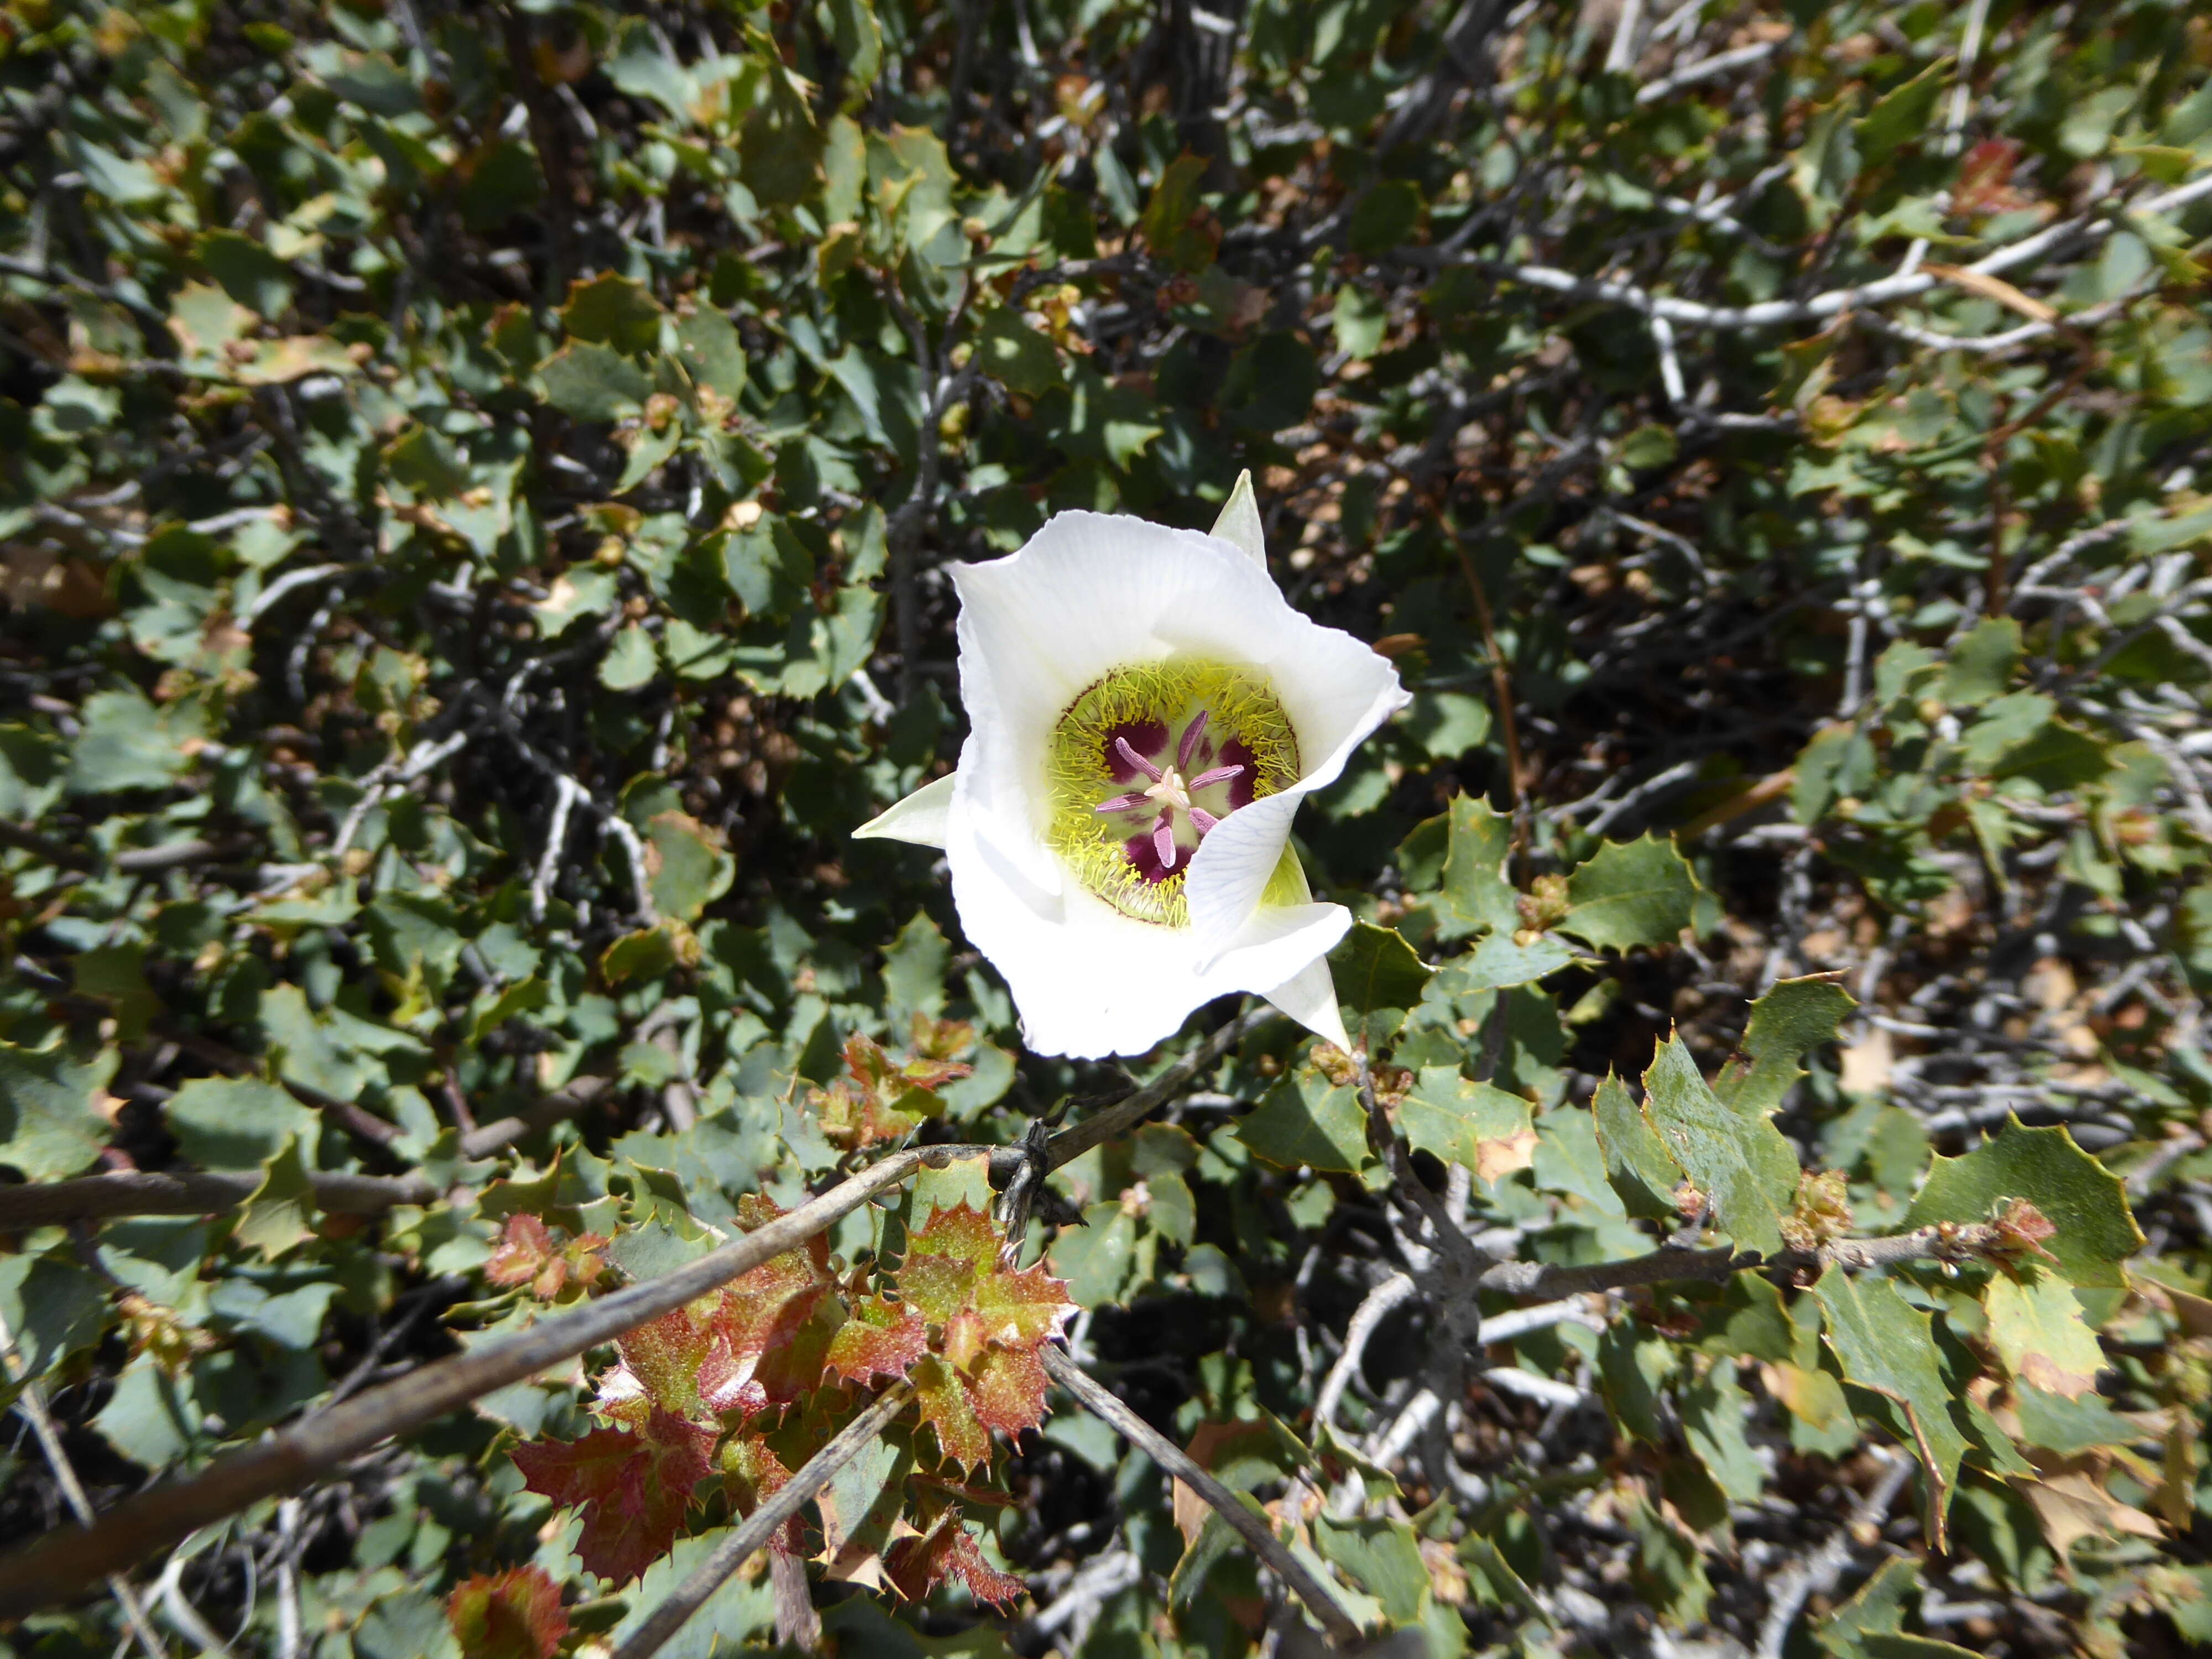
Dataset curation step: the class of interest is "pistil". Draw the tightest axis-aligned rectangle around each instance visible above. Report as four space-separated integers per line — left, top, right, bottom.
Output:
1095 713 1249 875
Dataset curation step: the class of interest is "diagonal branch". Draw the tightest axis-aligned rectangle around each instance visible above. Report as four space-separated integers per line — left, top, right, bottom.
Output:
1040 1345 1367 1651
0 1008 1267 1611
0 1147 945 1615
608 1382 916 1659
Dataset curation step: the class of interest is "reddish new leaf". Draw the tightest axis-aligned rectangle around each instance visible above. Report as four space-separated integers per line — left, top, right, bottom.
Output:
613 1302 715 1417
484 1214 558 1291
886 1514 1027 1608
899 1250 976 1327
810 1033 971 1152
907 1201 1000 1272
447 1565 568 1659
826 1294 928 1385
971 1259 1077 1349
845 1029 971 1098
907 1011 977 1062
511 1409 715 1585
966 1343 1051 1439
912 1354 992 1472
484 1215 609 1302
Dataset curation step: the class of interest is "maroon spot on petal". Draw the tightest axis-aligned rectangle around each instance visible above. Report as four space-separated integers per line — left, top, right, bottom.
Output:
1219 738 1260 808
1103 720 1168 782
1123 831 1177 884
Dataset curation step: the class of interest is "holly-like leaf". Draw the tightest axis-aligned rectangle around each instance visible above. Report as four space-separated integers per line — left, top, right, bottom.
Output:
1641 1036 1798 1256
1397 1067 1536 1183
2017 1454 2164 1558
1236 1070 1373 1176
446 1566 568 1659
1813 1554 1914 1658
885 1512 1027 1607
1433 794 1519 941
898 1204 1072 1463
1984 1267 2107 1400
1557 834 1698 953
485 1214 560 1292
1713 975 1855 1120
1814 1274 1969 1550
808 1031 966 1152
511 1409 716 1585
912 1353 992 1470
714 1195 836 1358
611 1302 717 1420
825 1294 928 1385
970 1260 1078 1350
1902 1117 2143 1288
721 1431 797 1551
0 1042 114 1181
1591 1071 1684 1220
966 1343 1050 1438
1329 922 1435 1029
485 1215 611 1302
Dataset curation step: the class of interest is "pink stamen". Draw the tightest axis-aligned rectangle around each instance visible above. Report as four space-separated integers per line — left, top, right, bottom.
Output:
1153 817 1178 870
1189 807 1219 833
1094 792 1149 814
1186 763 1244 791
1115 737 1164 782
1177 711 1208 772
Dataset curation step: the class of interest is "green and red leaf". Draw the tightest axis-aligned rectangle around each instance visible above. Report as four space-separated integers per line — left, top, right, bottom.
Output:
447 1564 568 1659
912 1354 993 1471
966 1343 1051 1439
885 1513 1027 1608
721 1431 800 1552
826 1294 928 1385
510 1409 715 1585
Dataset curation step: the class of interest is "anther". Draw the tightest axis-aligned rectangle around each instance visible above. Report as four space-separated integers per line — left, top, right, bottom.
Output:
1114 737 1164 782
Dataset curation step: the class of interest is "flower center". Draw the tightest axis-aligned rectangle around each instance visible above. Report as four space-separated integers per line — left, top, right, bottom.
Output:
1044 659 1300 925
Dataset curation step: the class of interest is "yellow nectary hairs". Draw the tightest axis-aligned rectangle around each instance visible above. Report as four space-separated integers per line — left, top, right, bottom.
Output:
1043 658 1301 925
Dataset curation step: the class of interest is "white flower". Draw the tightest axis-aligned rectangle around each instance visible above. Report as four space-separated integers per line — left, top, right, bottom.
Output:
855 474 1409 1058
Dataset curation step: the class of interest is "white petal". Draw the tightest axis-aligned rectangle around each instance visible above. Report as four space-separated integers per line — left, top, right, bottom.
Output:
946 781 1353 1057
852 772 957 847
948 511 1301 885
1209 470 1267 567
1262 956 1350 1055
1184 637 1410 961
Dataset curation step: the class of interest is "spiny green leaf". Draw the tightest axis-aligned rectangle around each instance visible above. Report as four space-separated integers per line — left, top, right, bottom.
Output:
1434 794 1518 941
1642 1037 1797 1255
1558 833 1698 953
1902 1117 2143 1288
1983 1267 2107 1399
1235 1071 1371 1176
1396 1068 1535 1182
0 1043 113 1181
1590 1070 1683 1220
1713 974 1855 1120
1814 1273 1969 1550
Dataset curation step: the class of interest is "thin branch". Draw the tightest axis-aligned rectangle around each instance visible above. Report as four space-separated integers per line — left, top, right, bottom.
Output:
1633 39 1785 105
1408 169 2212 332
1313 1274 1417 1432
609 1383 916 1659
0 1311 166 1657
0 1170 437 1228
1040 1345 1366 1651
1754 1449 1913 1659
0 1147 948 1614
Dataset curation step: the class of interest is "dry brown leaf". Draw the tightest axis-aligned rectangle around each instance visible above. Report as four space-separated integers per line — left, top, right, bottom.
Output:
2019 1464 2162 1558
